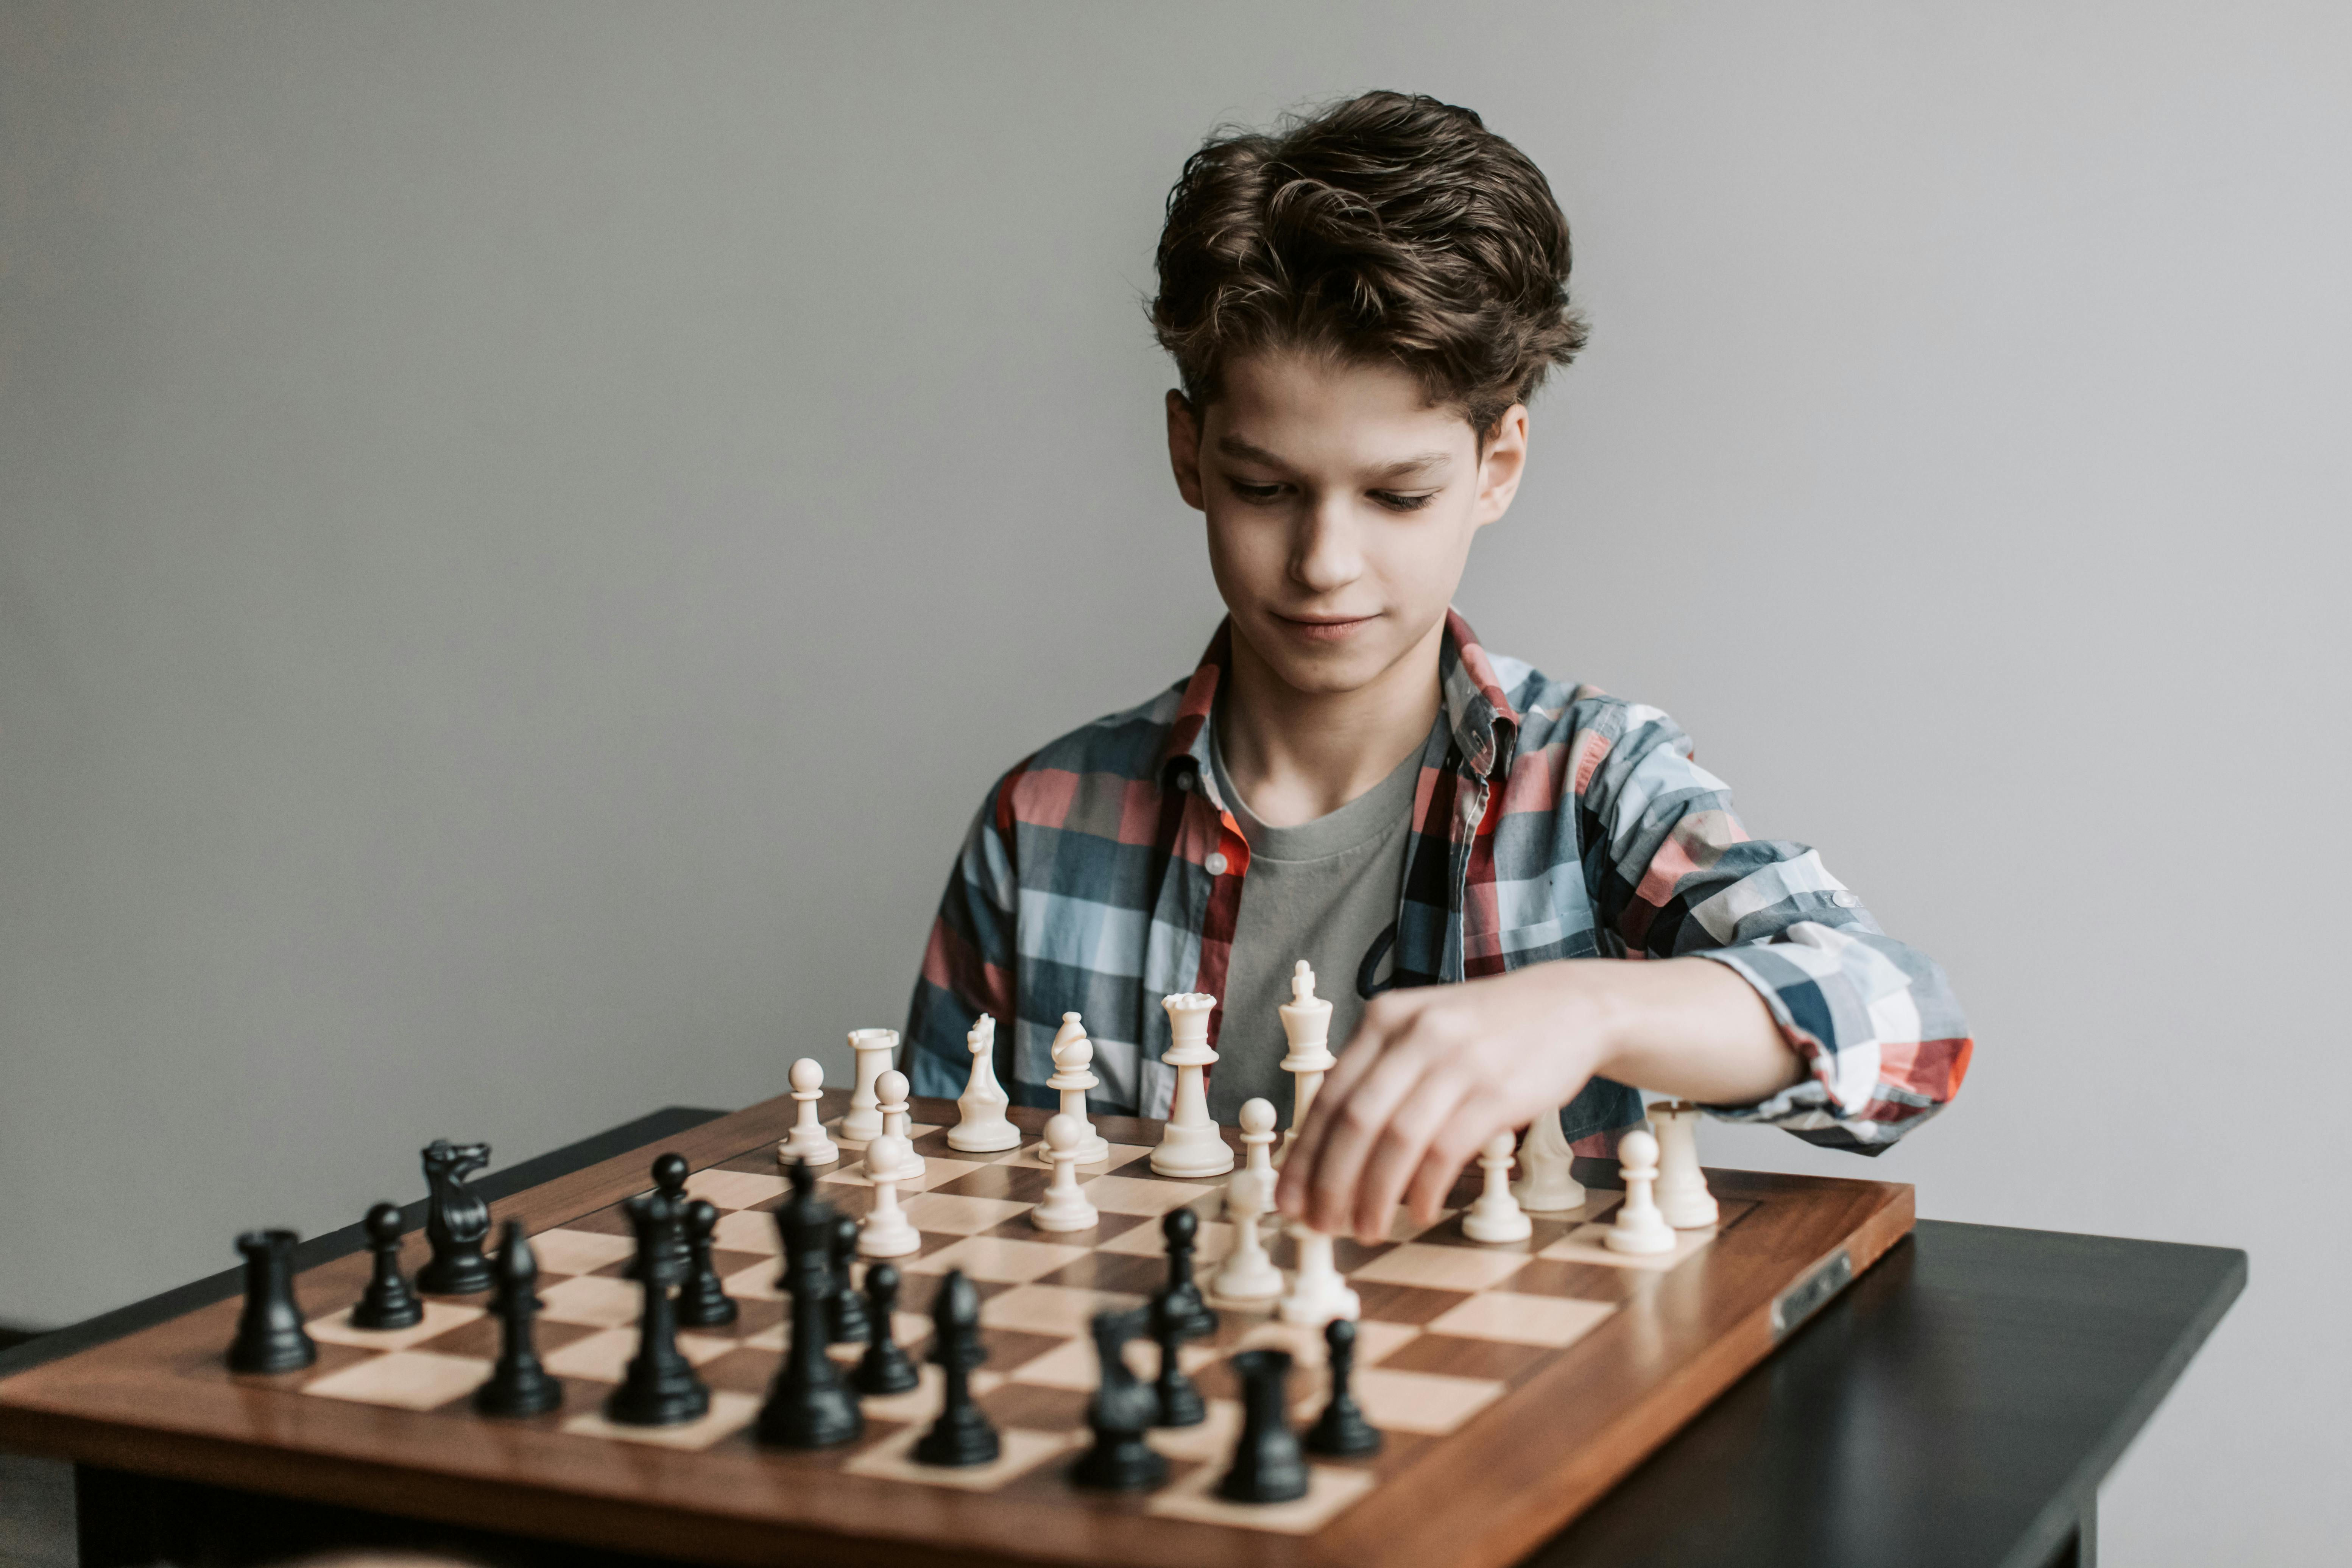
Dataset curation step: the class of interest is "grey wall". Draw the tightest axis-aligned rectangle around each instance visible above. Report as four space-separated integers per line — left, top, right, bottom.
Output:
3 2 2345 1561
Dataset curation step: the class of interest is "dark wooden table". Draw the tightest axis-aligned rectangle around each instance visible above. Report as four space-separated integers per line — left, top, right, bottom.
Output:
0 1107 2243 1568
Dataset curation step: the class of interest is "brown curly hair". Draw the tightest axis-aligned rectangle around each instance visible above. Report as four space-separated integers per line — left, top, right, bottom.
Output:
1150 91 1590 439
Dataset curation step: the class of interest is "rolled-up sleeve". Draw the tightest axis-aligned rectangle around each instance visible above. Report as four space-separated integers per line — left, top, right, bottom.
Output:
1577 701 1972 1152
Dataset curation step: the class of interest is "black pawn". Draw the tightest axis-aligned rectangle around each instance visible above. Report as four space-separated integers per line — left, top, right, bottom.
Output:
604 1192 710 1426
826 1214 872 1345
851 1263 919 1396
1150 1292 1205 1428
1303 1318 1382 1457
1217 1348 1309 1504
226 1229 316 1374
623 1153 693 1284
673 1199 738 1328
349 1202 423 1331
1071 1305 1167 1492
475 1220 563 1418
1154 1208 1217 1341
755 1158 863 1449
913 1269 998 1467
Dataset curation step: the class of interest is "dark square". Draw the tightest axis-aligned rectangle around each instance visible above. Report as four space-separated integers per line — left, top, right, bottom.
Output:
1376 1333 1554 1383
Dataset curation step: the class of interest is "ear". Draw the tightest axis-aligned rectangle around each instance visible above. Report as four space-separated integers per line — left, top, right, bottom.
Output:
1470 404 1530 528
1166 389 1208 512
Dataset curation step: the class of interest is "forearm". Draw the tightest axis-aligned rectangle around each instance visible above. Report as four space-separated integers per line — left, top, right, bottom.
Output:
1574 956 1803 1106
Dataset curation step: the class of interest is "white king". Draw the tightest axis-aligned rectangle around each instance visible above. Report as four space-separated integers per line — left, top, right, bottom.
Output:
1277 959 1335 1161
1151 991 1233 1178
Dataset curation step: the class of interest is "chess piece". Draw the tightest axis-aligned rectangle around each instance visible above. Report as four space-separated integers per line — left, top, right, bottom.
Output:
1278 1223 1360 1327
776 1057 839 1167
1511 1107 1586 1213
1211 1101 1283 1302
1044 1013 1111 1165
1153 1208 1218 1340
605 1191 710 1426
1070 1305 1167 1492
1150 1291 1206 1428
915 1270 999 1467
1031 1113 1100 1231
851 1262 919 1396
622 1153 693 1283
1217 1349 1309 1504
872 1069 925 1181
1462 1130 1532 1243
1277 960 1336 1163
948 1013 1019 1152
226 1229 315 1374
1605 1128 1677 1255
1303 1318 1381 1456
674 1199 739 1329
755 1158 862 1449
857 1133 921 1257
417 1139 494 1294
349 1201 423 1331
475 1220 563 1417
1651 1102 1720 1228
825 1214 872 1343
1152 992 1233 1177
842 1027 898 1142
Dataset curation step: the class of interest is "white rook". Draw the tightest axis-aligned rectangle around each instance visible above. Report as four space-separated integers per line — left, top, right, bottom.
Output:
1151 992 1233 1178
842 1028 897 1142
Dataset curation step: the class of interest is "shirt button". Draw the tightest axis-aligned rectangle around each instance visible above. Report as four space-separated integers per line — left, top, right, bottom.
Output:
1175 774 1193 792
1831 890 1859 908
1205 853 1228 876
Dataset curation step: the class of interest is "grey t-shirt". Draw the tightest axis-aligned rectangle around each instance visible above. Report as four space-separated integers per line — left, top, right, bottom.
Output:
1204 720 1426 1126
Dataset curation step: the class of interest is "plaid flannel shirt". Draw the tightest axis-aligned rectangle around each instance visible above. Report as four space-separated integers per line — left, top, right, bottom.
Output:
907 612 1971 1151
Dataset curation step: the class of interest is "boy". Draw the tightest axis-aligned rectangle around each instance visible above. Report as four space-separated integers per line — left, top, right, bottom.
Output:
906 91 1971 1244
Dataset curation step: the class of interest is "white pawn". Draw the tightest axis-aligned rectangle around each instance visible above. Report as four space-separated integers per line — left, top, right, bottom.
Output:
842 1027 897 1142
1278 1223 1359 1328
857 1133 921 1257
776 1057 839 1167
948 1013 1018 1153
1030 1114 1100 1233
1651 1101 1720 1229
1044 1013 1111 1166
1152 992 1233 1178
1605 1128 1676 1255
1211 1100 1283 1301
873 1069 924 1181
1510 1109 1585 1213
1461 1130 1532 1244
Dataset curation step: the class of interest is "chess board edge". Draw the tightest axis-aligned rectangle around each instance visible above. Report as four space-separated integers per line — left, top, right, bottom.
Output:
0 1091 1916 1568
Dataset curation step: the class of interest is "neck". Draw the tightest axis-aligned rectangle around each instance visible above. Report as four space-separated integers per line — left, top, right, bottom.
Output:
1217 616 1445 828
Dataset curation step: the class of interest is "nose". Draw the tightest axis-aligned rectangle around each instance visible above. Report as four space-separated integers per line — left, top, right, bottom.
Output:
1290 497 1364 596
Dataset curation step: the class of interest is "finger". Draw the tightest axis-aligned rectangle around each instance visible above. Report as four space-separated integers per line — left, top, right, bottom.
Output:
1403 1094 1513 1228
1348 1069 1477 1242
1296 1027 1443 1235
1276 994 1418 1216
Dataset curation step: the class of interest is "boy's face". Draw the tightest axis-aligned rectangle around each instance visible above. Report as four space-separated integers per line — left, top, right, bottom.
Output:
1166 348 1527 701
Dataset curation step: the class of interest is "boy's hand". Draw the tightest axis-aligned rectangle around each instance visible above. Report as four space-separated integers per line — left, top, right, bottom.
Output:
1273 958 1798 1242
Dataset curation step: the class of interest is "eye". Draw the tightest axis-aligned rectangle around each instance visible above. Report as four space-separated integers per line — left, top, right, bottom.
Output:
1226 479 1286 505
1371 490 1437 513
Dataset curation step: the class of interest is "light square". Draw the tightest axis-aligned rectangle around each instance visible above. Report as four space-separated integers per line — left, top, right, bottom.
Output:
1353 1367 1504 1434
559 1389 761 1450
723 1260 784 1301
1004 1335 1157 1391
307 1298 483 1353
539 1326 736 1383
1349 1242 1531 1292
538 1274 645 1328
1143 1397 1242 1462
1080 1175 1214 1216
1146 1461 1378 1534
978 1283 1146 1336
303 1350 488 1411
842 1422 1077 1490
1427 1292 1618 1348
713 1208 781 1256
1101 1217 1233 1263
684 1168 787 1210
902 1235 1090 1284
1232 1318 1421 1369
1539 1224 1716 1272
529 1228 638 1277
900 1193 1034 1236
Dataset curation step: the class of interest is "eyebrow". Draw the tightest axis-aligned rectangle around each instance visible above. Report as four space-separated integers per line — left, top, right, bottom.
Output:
1215 434 1453 482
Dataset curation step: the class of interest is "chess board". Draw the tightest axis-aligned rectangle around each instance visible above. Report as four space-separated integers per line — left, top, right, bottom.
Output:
0 1093 1913 1568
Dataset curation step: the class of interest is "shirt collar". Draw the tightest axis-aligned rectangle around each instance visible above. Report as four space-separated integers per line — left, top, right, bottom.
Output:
1156 609 1520 788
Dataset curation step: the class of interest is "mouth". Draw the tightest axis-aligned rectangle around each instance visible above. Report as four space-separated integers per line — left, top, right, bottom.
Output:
1273 611 1380 644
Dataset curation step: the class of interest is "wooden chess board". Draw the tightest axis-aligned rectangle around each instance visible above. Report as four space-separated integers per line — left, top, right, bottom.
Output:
0 1093 1913 1568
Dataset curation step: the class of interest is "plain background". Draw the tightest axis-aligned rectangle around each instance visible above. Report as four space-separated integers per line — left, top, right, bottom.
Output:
3 2 2346 1561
